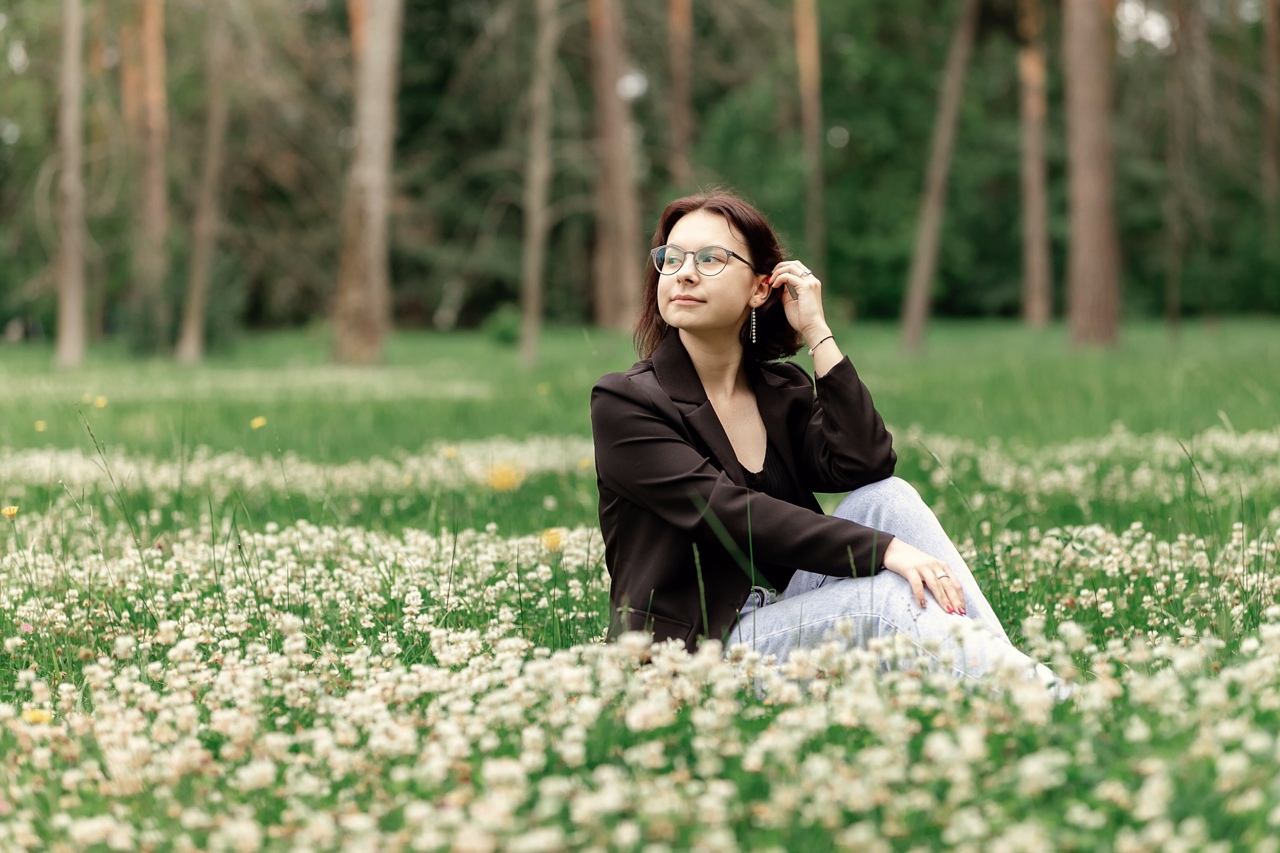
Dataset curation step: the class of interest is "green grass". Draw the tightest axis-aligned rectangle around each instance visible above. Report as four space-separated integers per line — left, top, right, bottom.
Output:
2 319 1276 459
2 319 1280 850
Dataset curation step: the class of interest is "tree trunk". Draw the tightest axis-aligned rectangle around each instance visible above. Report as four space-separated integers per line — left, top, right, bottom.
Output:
1017 0 1052 328
175 2 232 365
667 0 694 189
588 0 641 330
332 0 403 364
1264 0 1280 233
133 0 171 349
1063 0 1121 347
1164 0 1193 342
518 0 562 366
56 0 86 368
901 0 980 352
347 0 367 60
794 0 825 273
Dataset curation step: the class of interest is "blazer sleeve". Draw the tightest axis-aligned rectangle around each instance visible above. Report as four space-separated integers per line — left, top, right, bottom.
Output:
791 356 897 494
591 372 894 578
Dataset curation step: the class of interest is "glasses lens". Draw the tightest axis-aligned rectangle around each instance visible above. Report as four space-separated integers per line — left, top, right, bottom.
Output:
653 246 683 274
695 247 730 275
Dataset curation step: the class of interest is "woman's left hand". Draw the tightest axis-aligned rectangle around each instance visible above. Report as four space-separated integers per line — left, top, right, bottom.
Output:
768 260 829 342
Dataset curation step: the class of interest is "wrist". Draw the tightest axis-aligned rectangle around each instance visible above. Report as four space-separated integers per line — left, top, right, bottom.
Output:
803 325 833 346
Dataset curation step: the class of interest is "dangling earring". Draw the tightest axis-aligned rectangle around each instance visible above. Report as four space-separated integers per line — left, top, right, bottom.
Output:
750 307 757 345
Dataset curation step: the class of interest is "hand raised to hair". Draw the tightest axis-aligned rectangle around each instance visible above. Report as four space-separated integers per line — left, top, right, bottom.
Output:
768 260 829 342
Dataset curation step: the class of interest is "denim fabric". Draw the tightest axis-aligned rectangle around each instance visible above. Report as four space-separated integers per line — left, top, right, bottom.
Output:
726 477 1062 692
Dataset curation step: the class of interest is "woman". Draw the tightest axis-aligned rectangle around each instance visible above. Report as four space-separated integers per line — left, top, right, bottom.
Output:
591 191 1059 688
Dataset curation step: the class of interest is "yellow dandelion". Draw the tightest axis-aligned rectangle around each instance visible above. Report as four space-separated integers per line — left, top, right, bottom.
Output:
94 396 107 409
402 474 413 485
542 528 564 552
21 709 52 724
578 457 593 470
1 506 16 520
250 416 268 430
34 420 46 433
486 462 526 492
81 393 91 404
442 446 459 459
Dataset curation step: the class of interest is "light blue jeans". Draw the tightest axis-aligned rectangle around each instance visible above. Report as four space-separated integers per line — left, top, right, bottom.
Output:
728 477 1060 689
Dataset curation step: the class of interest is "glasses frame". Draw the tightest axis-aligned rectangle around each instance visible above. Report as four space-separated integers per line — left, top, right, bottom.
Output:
650 244 758 277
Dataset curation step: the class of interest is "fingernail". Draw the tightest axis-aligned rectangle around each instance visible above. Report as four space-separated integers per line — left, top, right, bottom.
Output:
765 276 772 284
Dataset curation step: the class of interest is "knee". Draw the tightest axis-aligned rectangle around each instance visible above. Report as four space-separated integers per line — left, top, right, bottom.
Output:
834 476 926 520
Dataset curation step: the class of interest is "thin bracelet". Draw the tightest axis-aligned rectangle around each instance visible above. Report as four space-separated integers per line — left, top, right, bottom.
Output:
807 334 835 356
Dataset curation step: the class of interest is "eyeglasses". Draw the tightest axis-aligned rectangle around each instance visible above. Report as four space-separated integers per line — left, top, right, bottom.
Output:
649 244 756 277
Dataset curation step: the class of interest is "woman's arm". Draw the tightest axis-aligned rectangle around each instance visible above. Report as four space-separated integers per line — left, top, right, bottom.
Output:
795 355 896 493
592 373 894 578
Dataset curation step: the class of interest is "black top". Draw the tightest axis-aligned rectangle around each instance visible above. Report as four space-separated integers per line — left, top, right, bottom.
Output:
744 439 807 508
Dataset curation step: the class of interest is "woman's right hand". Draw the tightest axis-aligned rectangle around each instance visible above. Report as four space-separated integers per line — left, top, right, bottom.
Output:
881 538 967 614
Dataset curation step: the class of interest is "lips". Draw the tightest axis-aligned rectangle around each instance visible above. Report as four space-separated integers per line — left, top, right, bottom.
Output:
669 295 703 304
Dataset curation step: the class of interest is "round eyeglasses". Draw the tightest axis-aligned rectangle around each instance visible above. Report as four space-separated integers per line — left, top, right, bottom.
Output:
650 244 756 277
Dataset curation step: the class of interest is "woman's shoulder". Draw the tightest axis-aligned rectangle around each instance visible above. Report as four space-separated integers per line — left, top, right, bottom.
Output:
756 357 814 388
592 359 661 406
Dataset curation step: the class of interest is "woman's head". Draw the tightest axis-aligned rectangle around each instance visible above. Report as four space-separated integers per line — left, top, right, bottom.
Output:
634 191 803 361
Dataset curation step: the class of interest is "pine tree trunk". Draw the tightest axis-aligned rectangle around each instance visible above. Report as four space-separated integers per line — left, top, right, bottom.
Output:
901 0 980 351
332 0 404 364
1263 0 1280 233
589 0 641 330
134 0 171 349
1063 0 1121 347
176 2 231 365
667 0 693 189
794 0 825 273
56 0 86 368
518 0 561 366
1018 0 1052 328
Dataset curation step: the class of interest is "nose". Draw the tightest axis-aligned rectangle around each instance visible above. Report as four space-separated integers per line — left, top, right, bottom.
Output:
675 251 699 279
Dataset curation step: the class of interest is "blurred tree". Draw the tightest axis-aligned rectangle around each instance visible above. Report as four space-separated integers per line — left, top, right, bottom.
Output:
901 0 981 351
56 0 86 367
175 0 232 365
590 0 642 330
519 0 562 365
1017 0 1052 327
1265 0 1280 235
332 0 404 363
1063 0 1120 346
794 0 825 273
130 0 172 350
667 0 694 190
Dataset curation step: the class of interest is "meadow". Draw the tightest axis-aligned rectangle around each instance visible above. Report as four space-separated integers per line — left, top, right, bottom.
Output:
1 319 1279 851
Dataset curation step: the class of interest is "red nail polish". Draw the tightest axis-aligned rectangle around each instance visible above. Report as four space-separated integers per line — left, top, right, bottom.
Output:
765 276 772 284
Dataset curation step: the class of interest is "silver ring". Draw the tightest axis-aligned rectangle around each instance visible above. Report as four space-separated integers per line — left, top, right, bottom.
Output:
936 573 950 580
800 269 812 277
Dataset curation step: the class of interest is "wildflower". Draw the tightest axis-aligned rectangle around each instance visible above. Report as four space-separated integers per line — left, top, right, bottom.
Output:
542 528 564 552
94 396 107 409
21 709 52 724
34 420 46 432
250 416 267 430
1 506 16 519
442 446 459 459
486 462 526 492
19 624 33 633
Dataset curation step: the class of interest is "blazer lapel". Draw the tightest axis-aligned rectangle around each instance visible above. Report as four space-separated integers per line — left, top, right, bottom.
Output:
650 331 747 486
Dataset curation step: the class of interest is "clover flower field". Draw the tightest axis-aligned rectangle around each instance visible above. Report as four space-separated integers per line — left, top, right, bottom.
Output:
3 324 1280 851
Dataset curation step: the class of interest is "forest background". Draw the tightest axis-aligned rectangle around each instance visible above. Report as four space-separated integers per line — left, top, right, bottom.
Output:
1 0 1278 367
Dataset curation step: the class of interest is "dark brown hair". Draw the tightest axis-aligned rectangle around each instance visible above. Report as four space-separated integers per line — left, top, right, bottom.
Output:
633 191 803 361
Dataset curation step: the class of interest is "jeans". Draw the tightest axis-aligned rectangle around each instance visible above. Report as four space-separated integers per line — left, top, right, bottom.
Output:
728 477 1061 691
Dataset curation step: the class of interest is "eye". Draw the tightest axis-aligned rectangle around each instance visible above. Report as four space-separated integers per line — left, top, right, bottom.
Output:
697 247 729 265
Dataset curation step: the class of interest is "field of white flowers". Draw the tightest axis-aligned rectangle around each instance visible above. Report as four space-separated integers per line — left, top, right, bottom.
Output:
2 325 1280 851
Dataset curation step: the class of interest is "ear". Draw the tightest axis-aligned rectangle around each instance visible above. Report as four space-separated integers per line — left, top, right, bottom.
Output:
750 273 771 307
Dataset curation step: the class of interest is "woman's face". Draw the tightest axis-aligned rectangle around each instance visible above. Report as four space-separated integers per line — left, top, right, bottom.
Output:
656 210 766 341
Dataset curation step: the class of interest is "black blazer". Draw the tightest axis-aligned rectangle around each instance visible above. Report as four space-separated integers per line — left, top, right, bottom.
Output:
591 330 898 652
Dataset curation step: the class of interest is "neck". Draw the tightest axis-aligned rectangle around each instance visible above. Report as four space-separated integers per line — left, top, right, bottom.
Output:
678 329 749 399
